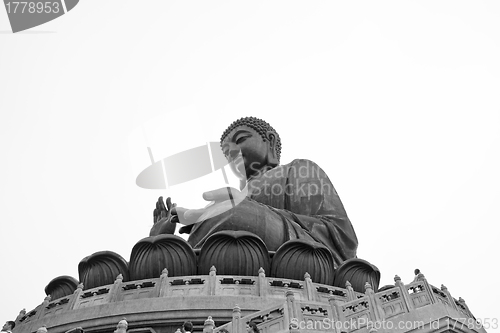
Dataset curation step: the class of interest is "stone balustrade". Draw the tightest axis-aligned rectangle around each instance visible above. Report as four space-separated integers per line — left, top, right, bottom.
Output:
17 267 363 326
15 270 481 333
212 273 482 333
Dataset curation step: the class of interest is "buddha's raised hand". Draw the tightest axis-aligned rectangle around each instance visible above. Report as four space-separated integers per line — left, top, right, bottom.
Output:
150 196 176 236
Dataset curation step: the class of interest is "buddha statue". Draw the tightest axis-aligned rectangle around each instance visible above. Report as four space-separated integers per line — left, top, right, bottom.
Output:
151 117 358 268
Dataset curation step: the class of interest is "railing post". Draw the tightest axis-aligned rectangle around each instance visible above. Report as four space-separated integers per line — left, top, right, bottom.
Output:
208 266 217 296
365 282 382 322
258 267 268 297
203 316 215 333
288 304 301 333
304 272 316 301
68 283 84 310
418 273 436 304
108 274 123 303
36 295 51 320
345 281 357 301
286 289 302 323
35 325 48 333
440 285 458 311
232 305 242 333
458 297 474 318
114 319 127 333
15 308 26 326
328 297 342 333
395 275 413 312
158 268 169 297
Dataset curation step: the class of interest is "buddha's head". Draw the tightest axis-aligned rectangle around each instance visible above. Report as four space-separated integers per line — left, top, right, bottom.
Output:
220 117 281 181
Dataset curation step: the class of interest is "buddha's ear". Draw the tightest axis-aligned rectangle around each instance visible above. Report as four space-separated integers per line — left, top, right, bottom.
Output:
266 131 279 167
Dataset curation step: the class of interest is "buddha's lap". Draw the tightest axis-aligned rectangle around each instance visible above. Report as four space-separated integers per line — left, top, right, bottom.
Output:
188 199 291 251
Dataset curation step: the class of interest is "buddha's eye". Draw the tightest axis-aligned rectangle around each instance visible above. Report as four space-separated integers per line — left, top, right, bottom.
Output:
235 136 247 144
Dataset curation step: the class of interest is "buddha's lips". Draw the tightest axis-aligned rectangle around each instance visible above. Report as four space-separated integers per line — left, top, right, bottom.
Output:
229 154 243 167
234 157 244 169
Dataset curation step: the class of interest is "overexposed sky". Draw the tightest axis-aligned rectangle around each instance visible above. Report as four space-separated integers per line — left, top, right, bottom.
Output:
1 1 499 330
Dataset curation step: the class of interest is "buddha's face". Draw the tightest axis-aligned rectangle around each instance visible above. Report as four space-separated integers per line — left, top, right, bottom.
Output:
221 125 269 181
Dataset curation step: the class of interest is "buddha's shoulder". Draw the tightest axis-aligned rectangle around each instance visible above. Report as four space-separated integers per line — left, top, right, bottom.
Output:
276 159 327 179
284 158 323 169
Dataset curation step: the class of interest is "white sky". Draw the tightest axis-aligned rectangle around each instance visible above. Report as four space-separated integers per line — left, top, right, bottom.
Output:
1 1 499 330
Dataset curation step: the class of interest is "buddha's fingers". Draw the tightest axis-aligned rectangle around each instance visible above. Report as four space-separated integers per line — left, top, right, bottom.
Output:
172 207 197 226
197 200 235 221
203 187 244 204
183 208 205 223
153 208 158 223
160 197 167 211
168 202 176 219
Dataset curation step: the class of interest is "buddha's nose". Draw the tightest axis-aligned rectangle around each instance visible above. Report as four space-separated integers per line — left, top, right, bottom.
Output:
227 143 241 160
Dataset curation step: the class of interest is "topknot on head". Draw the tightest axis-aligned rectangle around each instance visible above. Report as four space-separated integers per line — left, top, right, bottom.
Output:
220 117 281 161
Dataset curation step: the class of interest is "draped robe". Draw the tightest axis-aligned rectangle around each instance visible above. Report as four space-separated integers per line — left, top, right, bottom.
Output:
187 159 358 267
